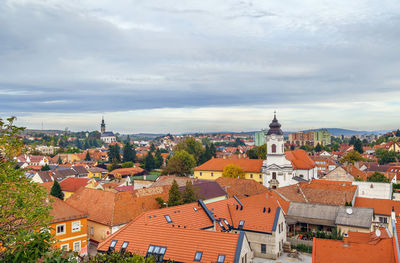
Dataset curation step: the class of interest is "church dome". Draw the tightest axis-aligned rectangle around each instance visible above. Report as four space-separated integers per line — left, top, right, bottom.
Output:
267 112 283 135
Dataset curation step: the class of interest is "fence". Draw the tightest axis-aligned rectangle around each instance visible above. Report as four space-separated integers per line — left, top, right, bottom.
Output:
287 237 313 247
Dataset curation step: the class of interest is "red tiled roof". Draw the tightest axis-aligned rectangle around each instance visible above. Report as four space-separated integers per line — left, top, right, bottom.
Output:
109 167 144 177
59 177 90 192
216 177 269 198
354 197 400 216
285 150 316 170
194 158 263 173
50 196 87 223
97 223 241 263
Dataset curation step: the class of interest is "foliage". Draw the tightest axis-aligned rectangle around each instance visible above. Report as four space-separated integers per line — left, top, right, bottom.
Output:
175 137 204 165
85 151 91 161
314 143 322 153
162 150 196 176
291 244 312 253
367 171 389 183
144 152 155 171
0 117 53 260
154 149 163 169
222 164 245 179
108 144 121 163
168 180 183 207
247 144 267 159
182 181 197 204
198 143 217 164
376 148 399 165
123 142 136 163
41 164 51 171
88 252 155 263
50 180 64 200
340 151 367 164
122 161 134 168
57 156 63 164
107 160 121 172
353 139 363 154
331 143 340 151
345 201 352 206
155 197 167 208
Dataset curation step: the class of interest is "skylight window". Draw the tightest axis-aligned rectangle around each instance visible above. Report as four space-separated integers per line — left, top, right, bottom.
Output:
193 207 198 212
238 220 245 229
164 215 172 223
194 251 203 261
108 240 117 253
217 254 225 263
120 241 129 253
146 245 167 262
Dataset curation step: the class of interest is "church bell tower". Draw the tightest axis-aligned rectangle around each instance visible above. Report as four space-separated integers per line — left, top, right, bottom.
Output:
101 116 106 134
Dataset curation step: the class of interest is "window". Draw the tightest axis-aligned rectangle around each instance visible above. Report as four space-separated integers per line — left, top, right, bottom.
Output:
272 144 277 153
61 244 69 251
121 241 129 253
56 224 65 235
200 172 202 176
259 174 262 179
90 226 94 236
194 251 203 261
211 172 214 177
261 244 266 254
379 217 388 223
164 215 172 223
272 172 276 180
250 174 253 178
73 241 81 252
146 245 167 262
217 254 225 263
72 221 81 232
238 220 245 229
108 240 118 253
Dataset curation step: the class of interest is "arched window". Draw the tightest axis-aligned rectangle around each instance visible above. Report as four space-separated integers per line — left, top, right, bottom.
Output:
272 144 277 153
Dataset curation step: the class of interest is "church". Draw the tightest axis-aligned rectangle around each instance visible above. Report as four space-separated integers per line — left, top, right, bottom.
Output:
262 113 318 188
100 117 116 144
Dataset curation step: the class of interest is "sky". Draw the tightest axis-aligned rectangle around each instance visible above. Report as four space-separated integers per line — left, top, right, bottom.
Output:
1 0 400 134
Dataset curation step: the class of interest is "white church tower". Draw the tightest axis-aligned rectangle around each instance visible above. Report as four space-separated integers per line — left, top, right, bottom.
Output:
262 112 294 189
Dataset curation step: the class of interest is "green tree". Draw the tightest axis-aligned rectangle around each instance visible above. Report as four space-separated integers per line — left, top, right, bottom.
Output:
376 148 399 165
154 149 163 169
144 152 155 171
349 136 357 146
123 142 136 163
314 143 322 153
168 180 183 207
41 164 51 171
331 143 340 151
162 150 196 176
85 151 91 161
57 155 63 164
354 139 363 154
182 181 197 204
88 251 154 263
0 117 53 261
108 144 121 163
340 151 367 164
50 180 64 200
222 164 245 179
155 197 167 208
175 137 205 165
122 161 134 168
367 172 390 183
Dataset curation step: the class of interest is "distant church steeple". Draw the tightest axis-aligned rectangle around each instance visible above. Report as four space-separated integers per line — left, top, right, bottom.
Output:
101 116 106 134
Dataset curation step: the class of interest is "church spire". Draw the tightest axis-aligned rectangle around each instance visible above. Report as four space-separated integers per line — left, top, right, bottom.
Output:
101 116 106 134
267 111 283 135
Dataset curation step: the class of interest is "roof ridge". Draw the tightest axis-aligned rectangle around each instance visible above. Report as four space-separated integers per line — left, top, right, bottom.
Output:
297 184 309 203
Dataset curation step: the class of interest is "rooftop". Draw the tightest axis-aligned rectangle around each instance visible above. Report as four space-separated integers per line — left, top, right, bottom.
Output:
194 158 264 173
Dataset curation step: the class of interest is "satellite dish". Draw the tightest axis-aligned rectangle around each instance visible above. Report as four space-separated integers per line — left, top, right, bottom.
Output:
346 207 353 215
375 229 381 237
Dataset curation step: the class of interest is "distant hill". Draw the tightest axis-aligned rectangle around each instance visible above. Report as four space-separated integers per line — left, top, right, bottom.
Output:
303 128 390 136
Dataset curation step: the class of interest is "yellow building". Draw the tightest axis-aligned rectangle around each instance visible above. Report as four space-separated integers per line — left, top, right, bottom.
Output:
194 158 264 183
87 167 108 178
49 197 88 252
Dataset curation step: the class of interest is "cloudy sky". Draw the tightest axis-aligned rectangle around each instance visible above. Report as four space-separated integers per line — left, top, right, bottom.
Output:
1 0 400 134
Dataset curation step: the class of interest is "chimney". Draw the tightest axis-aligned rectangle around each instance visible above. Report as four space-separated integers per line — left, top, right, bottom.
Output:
343 236 349 247
392 206 396 222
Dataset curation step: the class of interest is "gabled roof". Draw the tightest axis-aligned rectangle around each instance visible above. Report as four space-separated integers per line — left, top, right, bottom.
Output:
65 187 169 226
50 196 87 223
109 167 145 177
354 197 400 216
97 223 243 263
194 158 263 173
179 180 227 200
285 150 316 170
59 177 91 192
335 206 373 229
71 166 88 174
36 171 53 182
216 177 269 198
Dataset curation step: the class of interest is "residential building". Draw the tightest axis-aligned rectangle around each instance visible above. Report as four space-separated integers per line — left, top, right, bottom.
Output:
288 131 314 146
109 167 145 179
87 167 108 178
194 158 264 183
352 181 392 200
216 177 269 198
178 180 227 204
254 130 266 146
59 177 99 199
313 129 331 146
49 196 88 253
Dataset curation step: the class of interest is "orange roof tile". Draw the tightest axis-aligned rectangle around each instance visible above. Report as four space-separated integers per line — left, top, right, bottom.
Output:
109 167 144 177
285 150 316 170
50 196 87 223
216 177 269 198
97 223 241 263
354 197 400 216
194 158 263 173
59 177 90 192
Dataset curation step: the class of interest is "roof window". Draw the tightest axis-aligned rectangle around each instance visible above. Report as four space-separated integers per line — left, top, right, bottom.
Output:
164 215 172 223
194 251 203 261
238 220 245 229
146 245 167 262
217 254 225 263
108 240 117 253
120 241 129 253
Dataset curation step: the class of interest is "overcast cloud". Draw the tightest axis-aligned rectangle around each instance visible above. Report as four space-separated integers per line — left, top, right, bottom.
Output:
1 0 400 133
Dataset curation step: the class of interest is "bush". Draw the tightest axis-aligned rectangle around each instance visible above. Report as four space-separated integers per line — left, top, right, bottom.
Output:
292 244 312 253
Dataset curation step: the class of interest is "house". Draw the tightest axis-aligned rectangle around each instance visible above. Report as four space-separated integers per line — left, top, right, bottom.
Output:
108 167 145 179
335 206 373 234
178 180 227 204
262 113 317 188
59 177 96 199
65 187 169 243
312 230 397 263
87 167 108 178
216 177 269 198
322 165 366 181
97 224 252 263
31 171 53 183
194 158 264 183
274 180 357 207
352 181 392 199
354 197 400 234
49 196 88 253
116 193 287 260
311 156 337 175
